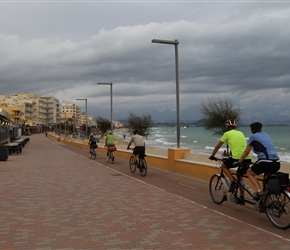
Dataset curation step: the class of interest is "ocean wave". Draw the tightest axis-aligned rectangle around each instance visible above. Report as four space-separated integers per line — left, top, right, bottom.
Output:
155 138 167 143
163 142 178 146
278 152 290 163
119 126 290 163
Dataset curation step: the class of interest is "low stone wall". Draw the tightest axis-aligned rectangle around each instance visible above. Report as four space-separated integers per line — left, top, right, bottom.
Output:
49 132 290 182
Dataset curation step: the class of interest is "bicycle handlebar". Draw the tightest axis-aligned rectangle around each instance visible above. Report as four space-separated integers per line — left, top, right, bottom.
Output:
209 156 224 161
209 156 254 166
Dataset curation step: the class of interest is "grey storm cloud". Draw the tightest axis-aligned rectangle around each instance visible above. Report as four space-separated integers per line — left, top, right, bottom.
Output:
0 1 290 123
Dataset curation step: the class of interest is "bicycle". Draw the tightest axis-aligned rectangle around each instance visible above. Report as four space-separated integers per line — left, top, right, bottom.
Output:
209 157 290 230
89 145 97 159
128 148 147 177
105 145 115 164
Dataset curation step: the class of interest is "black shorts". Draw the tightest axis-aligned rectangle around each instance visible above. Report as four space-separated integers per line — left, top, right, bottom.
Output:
251 160 280 175
133 146 145 158
223 157 251 169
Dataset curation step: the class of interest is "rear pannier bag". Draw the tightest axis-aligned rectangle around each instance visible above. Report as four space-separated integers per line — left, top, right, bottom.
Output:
267 172 289 195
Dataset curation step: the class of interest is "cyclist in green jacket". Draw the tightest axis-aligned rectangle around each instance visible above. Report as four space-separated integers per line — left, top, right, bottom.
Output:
209 119 251 204
105 131 115 155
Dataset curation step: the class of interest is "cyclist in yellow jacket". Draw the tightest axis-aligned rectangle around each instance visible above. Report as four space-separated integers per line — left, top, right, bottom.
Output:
105 131 115 155
209 119 251 204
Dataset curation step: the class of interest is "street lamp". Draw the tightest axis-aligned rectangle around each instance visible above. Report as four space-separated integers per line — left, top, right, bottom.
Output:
97 82 113 133
72 115 75 135
64 112 66 136
152 39 180 148
76 98 88 138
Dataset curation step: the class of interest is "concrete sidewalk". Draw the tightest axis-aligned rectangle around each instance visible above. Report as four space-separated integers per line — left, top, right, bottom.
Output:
0 134 289 249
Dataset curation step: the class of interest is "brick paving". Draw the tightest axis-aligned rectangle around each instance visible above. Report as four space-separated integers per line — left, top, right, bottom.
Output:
0 134 289 249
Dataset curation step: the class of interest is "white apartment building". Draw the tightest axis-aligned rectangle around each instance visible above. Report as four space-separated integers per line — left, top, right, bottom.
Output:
79 113 96 127
61 101 81 125
41 96 61 125
0 93 100 129
0 93 60 126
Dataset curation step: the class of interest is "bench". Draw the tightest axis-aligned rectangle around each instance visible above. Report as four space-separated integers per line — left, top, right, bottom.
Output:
3 142 22 155
24 137 30 143
13 138 27 148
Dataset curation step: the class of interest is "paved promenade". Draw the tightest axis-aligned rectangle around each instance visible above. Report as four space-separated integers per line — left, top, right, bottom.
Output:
0 134 289 249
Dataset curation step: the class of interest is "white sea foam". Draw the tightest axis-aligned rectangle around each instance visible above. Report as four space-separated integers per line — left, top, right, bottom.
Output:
119 126 290 163
163 142 178 146
155 138 167 144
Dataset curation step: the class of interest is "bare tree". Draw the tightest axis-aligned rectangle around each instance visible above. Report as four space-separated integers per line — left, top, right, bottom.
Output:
127 112 153 137
201 96 241 135
96 117 111 137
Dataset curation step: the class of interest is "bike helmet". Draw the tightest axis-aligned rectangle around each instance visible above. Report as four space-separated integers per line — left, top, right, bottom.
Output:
225 119 237 127
250 121 262 133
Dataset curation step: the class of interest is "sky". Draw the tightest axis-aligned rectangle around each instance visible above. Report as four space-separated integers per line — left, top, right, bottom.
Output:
1 0 290 124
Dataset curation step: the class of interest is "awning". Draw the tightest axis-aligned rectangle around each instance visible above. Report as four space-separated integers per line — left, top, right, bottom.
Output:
0 114 12 124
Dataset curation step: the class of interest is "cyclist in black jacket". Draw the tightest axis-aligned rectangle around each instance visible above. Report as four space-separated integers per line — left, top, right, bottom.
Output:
88 134 97 153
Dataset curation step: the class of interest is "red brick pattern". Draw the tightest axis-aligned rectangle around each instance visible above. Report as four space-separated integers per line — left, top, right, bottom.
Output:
0 134 289 249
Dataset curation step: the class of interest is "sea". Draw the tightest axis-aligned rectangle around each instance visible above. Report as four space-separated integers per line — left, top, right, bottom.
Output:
116 125 290 163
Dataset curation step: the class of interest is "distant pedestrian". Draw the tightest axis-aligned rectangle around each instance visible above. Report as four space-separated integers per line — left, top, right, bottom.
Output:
123 134 126 139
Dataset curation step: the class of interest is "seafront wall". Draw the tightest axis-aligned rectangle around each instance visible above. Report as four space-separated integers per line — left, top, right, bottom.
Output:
50 132 290 182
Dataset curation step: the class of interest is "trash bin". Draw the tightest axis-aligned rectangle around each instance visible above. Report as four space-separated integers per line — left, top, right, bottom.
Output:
0 146 8 161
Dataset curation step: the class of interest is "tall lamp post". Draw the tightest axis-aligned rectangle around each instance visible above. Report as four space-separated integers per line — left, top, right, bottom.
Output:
151 39 180 148
76 98 88 138
64 112 66 136
97 82 113 133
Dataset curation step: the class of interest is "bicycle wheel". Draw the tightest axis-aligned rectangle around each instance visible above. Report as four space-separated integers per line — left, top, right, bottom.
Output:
139 158 147 177
209 174 226 204
129 156 136 173
107 151 110 162
111 152 115 164
110 152 114 164
265 190 290 229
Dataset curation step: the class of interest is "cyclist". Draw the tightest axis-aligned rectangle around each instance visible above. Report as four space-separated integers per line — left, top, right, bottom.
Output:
237 121 280 199
209 119 252 204
88 134 97 154
105 131 115 156
127 130 145 164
